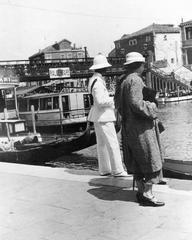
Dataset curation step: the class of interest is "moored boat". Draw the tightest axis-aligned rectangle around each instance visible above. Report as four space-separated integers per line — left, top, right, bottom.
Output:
17 80 92 132
0 122 96 164
163 158 192 179
158 94 192 103
157 91 192 103
0 81 96 164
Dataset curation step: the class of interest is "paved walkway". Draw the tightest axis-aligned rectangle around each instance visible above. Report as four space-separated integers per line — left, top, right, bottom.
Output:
0 162 192 240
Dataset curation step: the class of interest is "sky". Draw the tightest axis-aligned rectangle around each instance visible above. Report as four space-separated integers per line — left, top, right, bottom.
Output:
0 0 192 60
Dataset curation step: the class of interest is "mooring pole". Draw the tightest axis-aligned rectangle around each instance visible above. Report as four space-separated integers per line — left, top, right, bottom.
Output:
59 107 63 137
4 108 10 141
31 105 37 134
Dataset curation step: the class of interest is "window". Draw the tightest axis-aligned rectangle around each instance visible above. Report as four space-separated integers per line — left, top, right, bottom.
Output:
53 96 59 109
164 35 167 41
129 39 137 46
18 98 28 112
62 96 69 118
67 53 72 58
46 54 52 60
40 98 52 110
171 58 174 63
60 54 66 59
29 99 39 111
116 42 121 49
186 27 192 40
77 52 83 58
0 123 7 136
83 94 91 109
146 35 151 42
0 90 6 112
6 99 16 110
14 122 25 133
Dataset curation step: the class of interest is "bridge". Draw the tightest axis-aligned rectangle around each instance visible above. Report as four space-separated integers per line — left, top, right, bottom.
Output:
0 57 191 92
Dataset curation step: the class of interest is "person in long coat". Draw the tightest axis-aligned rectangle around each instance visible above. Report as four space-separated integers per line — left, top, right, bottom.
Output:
88 53 128 177
119 52 165 207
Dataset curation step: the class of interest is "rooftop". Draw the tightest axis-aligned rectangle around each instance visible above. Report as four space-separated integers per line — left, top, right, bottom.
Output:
119 23 180 40
29 39 74 58
180 19 192 26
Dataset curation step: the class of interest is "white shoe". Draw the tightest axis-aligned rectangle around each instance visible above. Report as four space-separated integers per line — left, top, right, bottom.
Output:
113 171 128 177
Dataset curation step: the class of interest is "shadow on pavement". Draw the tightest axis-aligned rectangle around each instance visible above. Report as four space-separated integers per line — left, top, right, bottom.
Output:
87 177 136 203
87 186 136 203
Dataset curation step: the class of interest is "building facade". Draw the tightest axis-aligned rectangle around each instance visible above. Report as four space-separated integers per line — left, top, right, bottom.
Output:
113 24 182 70
179 19 192 67
29 39 88 63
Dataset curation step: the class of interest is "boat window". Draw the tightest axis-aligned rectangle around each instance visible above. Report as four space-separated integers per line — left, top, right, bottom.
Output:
18 98 28 111
0 123 7 136
53 96 59 109
14 122 25 133
40 97 52 110
29 99 39 111
83 94 91 109
8 123 14 134
0 90 6 112
62 96 69 118
6 99 16 110
4 89 15 110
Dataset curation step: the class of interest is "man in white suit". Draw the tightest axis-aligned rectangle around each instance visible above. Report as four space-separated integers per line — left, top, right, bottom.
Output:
88 53 128 177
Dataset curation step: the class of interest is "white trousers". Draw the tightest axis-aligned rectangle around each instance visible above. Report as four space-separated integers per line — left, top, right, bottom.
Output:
94 122 124 175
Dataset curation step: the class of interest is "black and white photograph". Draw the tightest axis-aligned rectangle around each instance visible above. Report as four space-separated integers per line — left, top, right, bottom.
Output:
0 0 192 239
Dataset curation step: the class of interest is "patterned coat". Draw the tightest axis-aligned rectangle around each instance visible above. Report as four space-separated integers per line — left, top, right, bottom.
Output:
120 72 163 174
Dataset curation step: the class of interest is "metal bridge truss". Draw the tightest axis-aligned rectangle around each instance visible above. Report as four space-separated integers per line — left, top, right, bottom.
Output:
0 58 190 93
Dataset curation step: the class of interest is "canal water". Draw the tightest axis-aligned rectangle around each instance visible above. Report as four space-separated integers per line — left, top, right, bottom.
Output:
50 100 192 170
158 100 192 161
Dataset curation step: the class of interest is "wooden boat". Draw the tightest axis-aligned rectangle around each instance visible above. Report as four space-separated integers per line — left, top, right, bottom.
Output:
0 81 96 164
157 92 192 104
0 120 96 164
163 158 192 179
17 80 92 132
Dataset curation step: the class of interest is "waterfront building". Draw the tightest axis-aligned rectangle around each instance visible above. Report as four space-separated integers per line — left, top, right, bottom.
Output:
179 19 192 68
29 39 88 63
26 39 89 87
113 23 182 70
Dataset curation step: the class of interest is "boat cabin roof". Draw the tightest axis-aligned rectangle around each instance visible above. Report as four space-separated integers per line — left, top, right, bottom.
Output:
0 83 19 90
22 91 86 99
0 119 25 123
23 92 66 99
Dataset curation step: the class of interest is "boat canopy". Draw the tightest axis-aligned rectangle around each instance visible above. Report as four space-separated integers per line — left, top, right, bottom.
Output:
0 83 19 90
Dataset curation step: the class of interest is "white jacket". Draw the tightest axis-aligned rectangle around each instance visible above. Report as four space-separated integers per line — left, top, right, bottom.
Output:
87 72 116 122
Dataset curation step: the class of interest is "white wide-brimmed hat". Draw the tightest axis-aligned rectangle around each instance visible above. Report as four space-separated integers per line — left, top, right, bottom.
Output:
124 52 145 65
89 53 111 70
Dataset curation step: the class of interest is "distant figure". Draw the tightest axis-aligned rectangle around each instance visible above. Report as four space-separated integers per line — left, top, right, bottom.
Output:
118 52 165 206
88 53 128 177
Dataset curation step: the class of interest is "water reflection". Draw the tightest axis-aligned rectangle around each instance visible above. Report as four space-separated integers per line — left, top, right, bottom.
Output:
158 101 192 161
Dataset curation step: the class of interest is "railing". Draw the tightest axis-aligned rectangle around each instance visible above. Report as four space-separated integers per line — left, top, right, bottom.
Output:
150 65 191 90
0 57 125 67
25 108 90 125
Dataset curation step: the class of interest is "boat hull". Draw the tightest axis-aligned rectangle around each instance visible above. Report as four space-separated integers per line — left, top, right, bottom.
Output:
0 128 96 164
158 95 192 103
19 111 87 127
163 158 192 179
